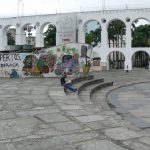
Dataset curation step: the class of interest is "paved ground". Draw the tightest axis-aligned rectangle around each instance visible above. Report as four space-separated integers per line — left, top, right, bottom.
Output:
0 69 150 150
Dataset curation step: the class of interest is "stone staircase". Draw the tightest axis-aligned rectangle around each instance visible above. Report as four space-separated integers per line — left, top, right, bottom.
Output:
48 73 150 150
63 76 113 111
48 71 150 150
65 77 113 102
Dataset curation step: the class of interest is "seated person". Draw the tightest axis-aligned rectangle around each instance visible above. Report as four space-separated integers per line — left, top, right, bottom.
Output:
60 73 77 92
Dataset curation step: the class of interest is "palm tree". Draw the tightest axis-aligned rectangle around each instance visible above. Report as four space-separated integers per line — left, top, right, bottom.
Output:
108 20 126 48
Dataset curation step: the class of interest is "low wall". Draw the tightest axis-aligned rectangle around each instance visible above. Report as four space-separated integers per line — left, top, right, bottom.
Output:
0 43 94 78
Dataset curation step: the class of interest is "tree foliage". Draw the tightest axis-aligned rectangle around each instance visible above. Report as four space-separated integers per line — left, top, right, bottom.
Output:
132 24 150 47
107 20 126 48
85 27 101 46
44 24 56 48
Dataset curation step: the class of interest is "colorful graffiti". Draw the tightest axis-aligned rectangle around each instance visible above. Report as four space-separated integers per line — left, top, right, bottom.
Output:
0 43 93 78
39 54 56 73
46 44 79 76
80 44 93 75
0 53 22 77
61 54 79 75
22 55 37 76
22 44 80 77
10 69 19 78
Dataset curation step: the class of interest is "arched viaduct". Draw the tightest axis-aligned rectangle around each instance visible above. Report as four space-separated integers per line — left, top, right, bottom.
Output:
1 8 150 70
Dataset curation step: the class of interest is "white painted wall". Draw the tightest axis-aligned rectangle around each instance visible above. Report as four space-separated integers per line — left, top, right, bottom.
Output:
1 8 150 70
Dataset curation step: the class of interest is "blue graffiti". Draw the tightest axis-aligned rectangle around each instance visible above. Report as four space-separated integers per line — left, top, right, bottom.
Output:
10 69 19 78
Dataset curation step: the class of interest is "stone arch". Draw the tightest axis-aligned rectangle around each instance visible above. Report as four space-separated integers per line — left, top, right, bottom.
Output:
107 19 126 48
83 19 101 32
2 25 13 34
131 50 150 69
132 17 150 26
2 25 16 47
40 22 57 33
39 22 57 48
107 50 125 70
20 23 36 46
107 18 126 28
82 19 101 47
131 18 150 47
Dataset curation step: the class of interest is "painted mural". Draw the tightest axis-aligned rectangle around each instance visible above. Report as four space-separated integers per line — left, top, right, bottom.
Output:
0 43 93 78
80 44 93 75
0 53 23 78
45 44 80 76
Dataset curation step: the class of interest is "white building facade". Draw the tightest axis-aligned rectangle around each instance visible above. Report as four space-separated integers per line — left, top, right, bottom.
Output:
0 8 150 70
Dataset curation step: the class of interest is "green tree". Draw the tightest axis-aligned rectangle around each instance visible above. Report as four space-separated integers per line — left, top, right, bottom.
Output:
44 24 56 48
93 28 101 45
132 25 150 47
85 31 94 44
85 27 101 46
108 20 126 48
7 32 15 45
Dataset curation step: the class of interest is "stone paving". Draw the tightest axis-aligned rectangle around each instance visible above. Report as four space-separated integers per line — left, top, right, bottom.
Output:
0 70 149 149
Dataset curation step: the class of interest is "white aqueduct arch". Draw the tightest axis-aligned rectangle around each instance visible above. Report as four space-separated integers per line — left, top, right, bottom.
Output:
0 8 150 70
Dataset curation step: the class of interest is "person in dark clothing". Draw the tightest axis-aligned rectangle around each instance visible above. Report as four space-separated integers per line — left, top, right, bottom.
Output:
60 73 77 92
60 74 66 85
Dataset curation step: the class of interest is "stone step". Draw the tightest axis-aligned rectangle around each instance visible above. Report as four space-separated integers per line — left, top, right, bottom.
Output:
77 78 104 94
90 82 113 99
78 83 103 101
78 81 113 102
64 75 94 95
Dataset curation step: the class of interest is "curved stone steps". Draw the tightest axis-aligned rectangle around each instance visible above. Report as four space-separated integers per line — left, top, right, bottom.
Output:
48 71 150 150
91 81 150 129
77 78 104 95
77 80 113 111
77 78 112 99
78 82 104 101
107 83 150 129
71 75 94 84
64 75 94 95
91 85 115 111
66 78 102 101
55 75 96 105
90 82 113 99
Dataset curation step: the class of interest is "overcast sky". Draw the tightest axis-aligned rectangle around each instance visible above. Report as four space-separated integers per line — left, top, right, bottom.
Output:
1 0 150 17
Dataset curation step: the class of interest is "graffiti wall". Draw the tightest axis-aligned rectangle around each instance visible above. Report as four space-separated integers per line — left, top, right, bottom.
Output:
0 43 93 78
0 53 23 77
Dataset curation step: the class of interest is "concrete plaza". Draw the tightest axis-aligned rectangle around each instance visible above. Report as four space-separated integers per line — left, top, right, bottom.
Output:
0 69 149 150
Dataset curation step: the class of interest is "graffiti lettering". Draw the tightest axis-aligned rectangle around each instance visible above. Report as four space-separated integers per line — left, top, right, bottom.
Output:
0 54 21 62
0 44 82 77
0 63 19 68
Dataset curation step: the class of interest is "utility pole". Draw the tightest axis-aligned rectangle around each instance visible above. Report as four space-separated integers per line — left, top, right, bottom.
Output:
17 0 24 18
17 0 21 18
102 0 105 11
126 3 128 9
22 2 24 16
